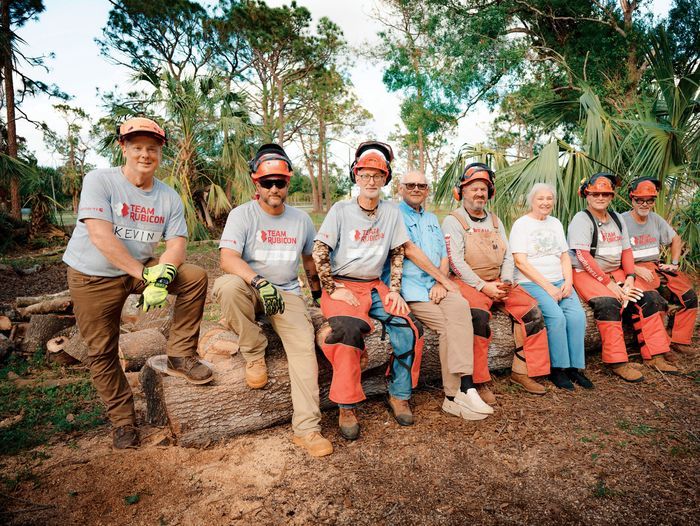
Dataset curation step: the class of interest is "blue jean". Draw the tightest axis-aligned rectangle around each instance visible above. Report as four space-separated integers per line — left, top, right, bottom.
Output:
520 280 586 369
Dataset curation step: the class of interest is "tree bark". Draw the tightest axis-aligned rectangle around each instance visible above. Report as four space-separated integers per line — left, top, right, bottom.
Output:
17 298 73 317
118 329 167 372
21 314 76 355
16 290 71 307
1 0 20 219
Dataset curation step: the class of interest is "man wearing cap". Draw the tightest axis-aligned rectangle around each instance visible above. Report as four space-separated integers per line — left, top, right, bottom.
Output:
442 163 551 404
396 170 493 421
212 144 333 458
568 173 676 381
313 141 453 440
64 117 212 450
622 177 697 355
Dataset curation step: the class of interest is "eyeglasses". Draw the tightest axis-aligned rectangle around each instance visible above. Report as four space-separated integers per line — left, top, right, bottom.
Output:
588 192 613 198
402 183 429 191
633 197 656 205
358 173 386 183
258 178 288 190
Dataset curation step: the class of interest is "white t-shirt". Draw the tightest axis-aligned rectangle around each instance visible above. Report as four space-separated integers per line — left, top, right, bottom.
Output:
63 167 187 277
219 201 316 295
509 215 569 283
315 200 409 280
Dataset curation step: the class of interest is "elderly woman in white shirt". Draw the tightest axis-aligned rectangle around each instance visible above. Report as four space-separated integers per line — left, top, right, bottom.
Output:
508 183 592 391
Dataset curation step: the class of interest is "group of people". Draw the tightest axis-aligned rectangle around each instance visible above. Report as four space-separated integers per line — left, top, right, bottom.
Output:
63 117 697 458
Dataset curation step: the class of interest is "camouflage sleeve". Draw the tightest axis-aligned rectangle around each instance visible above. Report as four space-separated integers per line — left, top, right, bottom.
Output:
389 244 404 293
312 240 335 295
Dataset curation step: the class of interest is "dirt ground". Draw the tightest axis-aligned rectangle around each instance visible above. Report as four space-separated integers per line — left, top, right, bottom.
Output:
1 255 698 525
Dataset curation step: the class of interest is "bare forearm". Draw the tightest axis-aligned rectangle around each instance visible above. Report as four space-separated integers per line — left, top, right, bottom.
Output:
670 235 682 261
513 253 553 289
86 220 144 279
561 252 573 283
220 249 257 283
159 237 186 268
404 241 450 285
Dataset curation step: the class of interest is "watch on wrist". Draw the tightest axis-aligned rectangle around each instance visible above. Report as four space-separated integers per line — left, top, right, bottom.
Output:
626 273 636 279
250 275 265 288
671 259 679 266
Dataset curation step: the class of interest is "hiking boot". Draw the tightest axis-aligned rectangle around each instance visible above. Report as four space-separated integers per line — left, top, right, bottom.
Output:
292 432 333 457
549 367 575 391
338 408 360 440
644 354 680 375
442 397 488 421
386 396 414 426
511 372 546 395
112 424 139 449
476 383 497 405
454 388 494 415
566 368 594 389
167 356 213 385
671 343 695 354
608 362 644 383
245 358 268 389
664 351 679 363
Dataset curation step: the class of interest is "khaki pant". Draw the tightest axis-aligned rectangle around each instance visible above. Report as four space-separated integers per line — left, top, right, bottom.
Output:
212 274 321 436
67 261 208 427
408 291 474 397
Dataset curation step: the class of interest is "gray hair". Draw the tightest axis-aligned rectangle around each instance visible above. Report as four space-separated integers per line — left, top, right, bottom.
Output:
527 183 556 209
400 170 428 185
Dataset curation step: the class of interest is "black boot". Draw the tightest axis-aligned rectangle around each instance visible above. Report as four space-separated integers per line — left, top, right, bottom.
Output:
566 368 594 389
549 367 574 391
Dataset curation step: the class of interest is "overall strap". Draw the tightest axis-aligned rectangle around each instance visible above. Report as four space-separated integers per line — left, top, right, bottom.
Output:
583 209 599 257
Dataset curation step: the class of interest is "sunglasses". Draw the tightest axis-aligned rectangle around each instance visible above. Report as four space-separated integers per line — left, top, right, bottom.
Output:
403 183 429 190
258 178 288 190
588 192 613 198
633 197 656 205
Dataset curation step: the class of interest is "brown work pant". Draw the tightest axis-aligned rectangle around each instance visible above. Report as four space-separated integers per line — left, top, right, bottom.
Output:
408 291 474 397
212 274 322 436
67 261 208 427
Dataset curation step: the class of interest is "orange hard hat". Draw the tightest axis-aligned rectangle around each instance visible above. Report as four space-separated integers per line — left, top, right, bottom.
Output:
350 141 394 183
579 172 620 197
628 177 660 198
249 144 293 180
118 117 167 144
354 151 389 176
453 163 495 200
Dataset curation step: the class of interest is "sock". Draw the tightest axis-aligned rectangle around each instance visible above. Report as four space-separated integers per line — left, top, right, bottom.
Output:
460 374 475 392
446 396 454 401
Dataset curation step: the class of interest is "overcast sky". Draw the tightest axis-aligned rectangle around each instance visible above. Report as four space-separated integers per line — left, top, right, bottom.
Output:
15 0 672 171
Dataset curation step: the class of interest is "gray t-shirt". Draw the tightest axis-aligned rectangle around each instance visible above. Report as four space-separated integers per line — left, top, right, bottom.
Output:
441 208 514 289
315 200 409 280
63 167 187 277
219 201 315 295
621 211 676 262
568 210 631 273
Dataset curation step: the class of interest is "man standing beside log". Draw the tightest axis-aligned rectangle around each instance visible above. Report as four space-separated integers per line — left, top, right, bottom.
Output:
396 170 493 421
63 117 212 450
442 163 551 403
212 144 333 458
621 177 697 355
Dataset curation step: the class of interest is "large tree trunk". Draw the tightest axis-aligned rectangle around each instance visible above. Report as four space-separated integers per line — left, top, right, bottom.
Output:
140 306 612 447
1 0 20 219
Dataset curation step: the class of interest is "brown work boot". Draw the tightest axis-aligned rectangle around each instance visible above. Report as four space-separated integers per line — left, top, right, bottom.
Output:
664 351 679 363
608 362 645 383
671 343 695 354
476 383 497 405
511 372 546 395
167 356 213 385
338 408 360 440
644 354 680 374
293 432 333 457
112 424 139 449
245 358 268 389
386 395 414 426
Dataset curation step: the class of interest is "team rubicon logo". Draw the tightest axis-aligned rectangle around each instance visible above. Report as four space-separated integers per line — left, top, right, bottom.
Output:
256 229 297 244
113 202 165 224
349 227 385 243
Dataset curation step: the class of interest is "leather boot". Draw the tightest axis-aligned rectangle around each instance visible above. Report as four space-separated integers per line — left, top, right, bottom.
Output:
671 343 695 354
608 362 644 383
644 354 680 374
167 356 213 385
386 396 414 426
293 432 333 457
338 408 360 440
112 424 139 449
245 358 268 389
511 372 546 395
476 383 496 405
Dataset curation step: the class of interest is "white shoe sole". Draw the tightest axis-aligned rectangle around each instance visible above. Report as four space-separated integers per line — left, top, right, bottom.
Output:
442 398 488 421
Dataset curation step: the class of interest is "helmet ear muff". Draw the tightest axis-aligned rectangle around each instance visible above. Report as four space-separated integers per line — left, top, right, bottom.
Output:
452 186 462 201
349 160 357 183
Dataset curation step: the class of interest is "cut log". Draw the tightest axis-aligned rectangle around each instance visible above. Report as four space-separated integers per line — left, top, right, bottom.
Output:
121 294 174 337
21 314 75 355
17 298 73 318
197 322 239 363
118 329 167 372
46 336 81 366
59 327 89 364
0 316 11 331
16 290 71 308
0 334 14 362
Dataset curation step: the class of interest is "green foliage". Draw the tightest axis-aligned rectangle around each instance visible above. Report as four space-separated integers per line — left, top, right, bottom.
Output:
0 374 105 455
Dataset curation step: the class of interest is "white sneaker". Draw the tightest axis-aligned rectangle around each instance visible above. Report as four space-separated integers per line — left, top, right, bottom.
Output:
454 388 494 415
442 397 488 421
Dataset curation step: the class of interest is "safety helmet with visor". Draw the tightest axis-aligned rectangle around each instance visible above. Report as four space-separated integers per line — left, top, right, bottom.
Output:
453 162 496 201
249 144 293 182
350 141 394 184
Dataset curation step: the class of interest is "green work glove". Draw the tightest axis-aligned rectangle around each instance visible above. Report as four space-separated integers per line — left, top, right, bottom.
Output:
139 283 169 312
142 263 178 286
251 275 285 316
